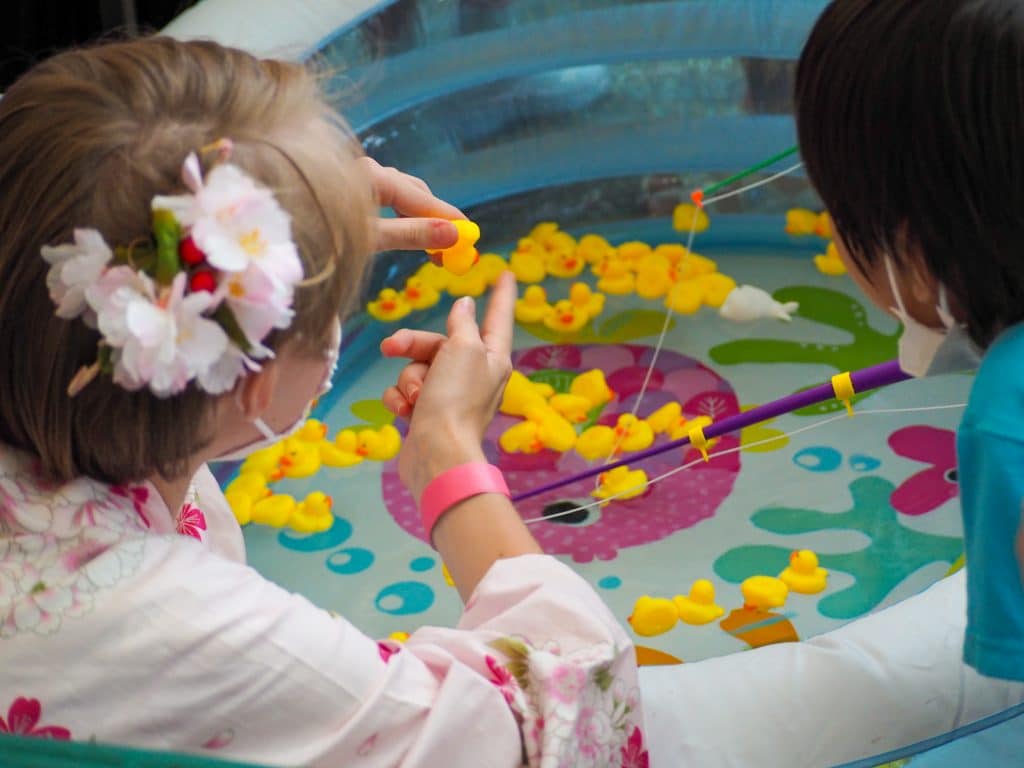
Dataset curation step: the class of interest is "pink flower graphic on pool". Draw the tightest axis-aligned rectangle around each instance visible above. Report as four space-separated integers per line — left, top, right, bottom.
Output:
620 726 649 768
0 697 71 740
176 503 207 541
888 426 958 516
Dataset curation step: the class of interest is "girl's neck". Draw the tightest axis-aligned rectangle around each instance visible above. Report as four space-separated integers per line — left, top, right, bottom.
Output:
147 467 200 522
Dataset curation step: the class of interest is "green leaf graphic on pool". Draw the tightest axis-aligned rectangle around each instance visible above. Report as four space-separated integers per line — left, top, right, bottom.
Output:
709 286 899 415
713 476 961 620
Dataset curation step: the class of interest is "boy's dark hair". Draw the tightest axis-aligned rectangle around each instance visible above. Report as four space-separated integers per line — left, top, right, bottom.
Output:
796 0 1024 346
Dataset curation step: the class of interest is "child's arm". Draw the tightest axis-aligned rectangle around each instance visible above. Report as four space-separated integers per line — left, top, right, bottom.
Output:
958 421 1024 681
381 272 544 601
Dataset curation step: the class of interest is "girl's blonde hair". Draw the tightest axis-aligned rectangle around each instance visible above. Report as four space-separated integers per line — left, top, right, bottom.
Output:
0 37 376 484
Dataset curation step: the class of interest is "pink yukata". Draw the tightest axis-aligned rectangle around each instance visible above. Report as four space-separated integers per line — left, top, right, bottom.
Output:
0 442 645 767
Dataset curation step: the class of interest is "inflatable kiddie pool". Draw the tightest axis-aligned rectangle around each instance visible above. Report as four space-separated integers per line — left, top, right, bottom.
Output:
12 2 1010 767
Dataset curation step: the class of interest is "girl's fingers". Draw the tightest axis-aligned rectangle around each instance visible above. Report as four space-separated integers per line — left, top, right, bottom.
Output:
381 329 448 362
480 271 516 357
381 386 412 418
396 362 430 403
377 217 458 252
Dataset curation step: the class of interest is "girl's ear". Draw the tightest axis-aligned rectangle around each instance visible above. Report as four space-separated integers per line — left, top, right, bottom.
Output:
235 360 279 420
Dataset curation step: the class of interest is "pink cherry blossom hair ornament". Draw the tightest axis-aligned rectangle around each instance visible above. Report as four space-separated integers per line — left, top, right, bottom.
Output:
41 138 305 398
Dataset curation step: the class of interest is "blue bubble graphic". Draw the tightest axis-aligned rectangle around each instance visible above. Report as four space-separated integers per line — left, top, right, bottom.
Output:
793 446 842 473
598 576 622 590
325 547 375 575
409 557 436 573
849 454 881 472
375 581 435 616
278 516 352 552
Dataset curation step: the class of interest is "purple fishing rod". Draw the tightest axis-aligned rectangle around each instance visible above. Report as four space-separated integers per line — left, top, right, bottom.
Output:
510 359 910 503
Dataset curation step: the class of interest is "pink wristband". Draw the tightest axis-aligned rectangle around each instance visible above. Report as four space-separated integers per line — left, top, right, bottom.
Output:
419 462 510 542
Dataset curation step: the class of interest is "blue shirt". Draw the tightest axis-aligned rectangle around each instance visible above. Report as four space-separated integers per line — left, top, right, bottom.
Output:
959 323 1024 681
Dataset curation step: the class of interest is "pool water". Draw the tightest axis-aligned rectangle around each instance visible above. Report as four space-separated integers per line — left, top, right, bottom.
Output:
232 242 968 665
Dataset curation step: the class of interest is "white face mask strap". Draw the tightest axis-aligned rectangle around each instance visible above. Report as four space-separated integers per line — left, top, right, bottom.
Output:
884 255 910 316
253 417 277 440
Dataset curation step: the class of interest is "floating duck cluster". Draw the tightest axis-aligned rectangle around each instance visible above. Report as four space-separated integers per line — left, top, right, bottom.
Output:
367 252 510 321
225 419 402 532
627 551 829 637
514 281 606 333
627 579 725 637
369 212 806 325
786 208 846 276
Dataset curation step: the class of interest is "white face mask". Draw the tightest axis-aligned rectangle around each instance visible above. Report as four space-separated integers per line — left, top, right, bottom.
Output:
216 319 342 461
885 257 982 377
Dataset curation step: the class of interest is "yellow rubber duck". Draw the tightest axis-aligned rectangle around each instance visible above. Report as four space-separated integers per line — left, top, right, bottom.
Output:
290 491 334 533
635 262 673 300
779 550 829 594
529 221 561 242
673 579 725 625
741 575 789 611
542 299 589 334
445 263 489 297
616 241 652 267
427 219 481 276
515 285 553 324
403 276 442 310
278 437 322 479
628 596 679 637
509 238 547 284
355 424 402 462
653 243 690 266
785 208 820 236
320 429 364 468
672 251 718 280
546 248 585 279
672 202 710 233
595 258 635 295
224 472 272 526
576 234 614 265
568 282 605 321
814 241 847 276
569 369 615 409
695 272 738 308
646 402 682 435
295 419 328 444
368 288 413 323
592 465 648 504
541 230 578 255
250 492 297 528
524 404 578 453
575 425 617 461
665 280 703 314
415 261 450 291
499 420 543 454
814 211 832 239
239 442 286 480
477 253 509 285
613 413 655 452
548 393 594 424
500 370 553 417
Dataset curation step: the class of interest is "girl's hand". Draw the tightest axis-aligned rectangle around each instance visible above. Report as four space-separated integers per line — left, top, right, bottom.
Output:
381 271 516 499
364 157 464 260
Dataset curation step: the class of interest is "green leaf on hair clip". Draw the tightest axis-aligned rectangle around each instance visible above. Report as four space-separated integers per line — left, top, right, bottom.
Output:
213 305 251 353
97 345 114 375
152 209 182 285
